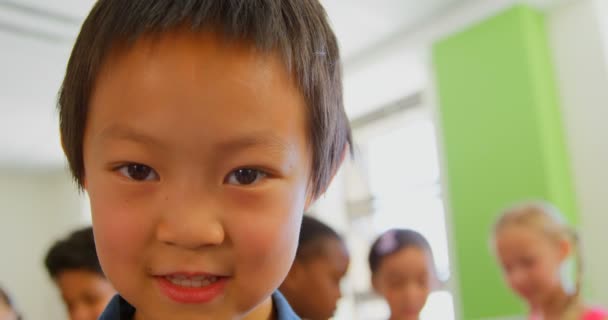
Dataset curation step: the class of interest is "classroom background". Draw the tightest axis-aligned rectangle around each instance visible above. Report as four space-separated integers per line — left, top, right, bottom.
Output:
1 0 607 319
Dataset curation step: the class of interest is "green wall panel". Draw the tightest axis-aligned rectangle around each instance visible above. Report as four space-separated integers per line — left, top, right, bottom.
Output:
432 5 577 319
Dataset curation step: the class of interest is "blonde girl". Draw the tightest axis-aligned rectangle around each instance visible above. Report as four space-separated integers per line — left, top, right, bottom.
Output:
492 201 606 320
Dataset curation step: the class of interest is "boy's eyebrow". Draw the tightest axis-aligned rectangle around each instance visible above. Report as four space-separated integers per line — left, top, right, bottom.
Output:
214 132 292 155
98 125 166 148
97 124 292 153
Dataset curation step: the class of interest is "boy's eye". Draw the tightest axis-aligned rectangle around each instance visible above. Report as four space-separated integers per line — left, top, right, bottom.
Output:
226 168 267 186
117 163 159 181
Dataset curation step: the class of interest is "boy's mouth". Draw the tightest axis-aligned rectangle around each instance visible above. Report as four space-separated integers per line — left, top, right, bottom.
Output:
164 274 220 288
155 273 229 303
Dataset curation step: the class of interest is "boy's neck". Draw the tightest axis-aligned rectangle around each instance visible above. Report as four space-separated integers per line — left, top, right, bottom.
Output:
244 296 275 320
389 315 419 320
133 296 275 320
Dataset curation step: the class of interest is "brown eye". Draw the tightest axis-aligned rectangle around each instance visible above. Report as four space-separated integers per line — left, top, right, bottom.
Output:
118 163 159 181
226 168 267 185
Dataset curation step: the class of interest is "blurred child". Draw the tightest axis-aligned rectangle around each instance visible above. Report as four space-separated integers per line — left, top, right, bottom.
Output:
57 0 351 319
280 215 350 320
45 226 115 320
369 229 437 320
0 287 20 320
492 201 607 320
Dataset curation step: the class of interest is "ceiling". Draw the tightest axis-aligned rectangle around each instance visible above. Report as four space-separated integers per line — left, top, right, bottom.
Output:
0 0 553 168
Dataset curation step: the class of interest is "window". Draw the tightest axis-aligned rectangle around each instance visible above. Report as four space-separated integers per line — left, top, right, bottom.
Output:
314 98 455 320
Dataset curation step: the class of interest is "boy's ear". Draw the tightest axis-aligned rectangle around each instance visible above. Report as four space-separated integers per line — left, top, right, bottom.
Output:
305 145 350 208
304 192 314 212
329 144 349 185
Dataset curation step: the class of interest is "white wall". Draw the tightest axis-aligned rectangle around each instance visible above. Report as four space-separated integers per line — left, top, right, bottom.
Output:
547 0 608 305
594 0 608 61
0 168 88 320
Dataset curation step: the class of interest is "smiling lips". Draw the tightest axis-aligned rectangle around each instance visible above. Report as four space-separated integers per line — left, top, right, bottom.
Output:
156 273 229 304
165 274 220 287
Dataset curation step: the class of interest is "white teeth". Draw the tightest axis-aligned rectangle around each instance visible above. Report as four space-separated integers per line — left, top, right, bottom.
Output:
166 275 219 288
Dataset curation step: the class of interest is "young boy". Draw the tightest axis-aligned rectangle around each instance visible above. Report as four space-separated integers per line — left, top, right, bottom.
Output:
57 1 351 319
280 215 350 320
45 226 116 320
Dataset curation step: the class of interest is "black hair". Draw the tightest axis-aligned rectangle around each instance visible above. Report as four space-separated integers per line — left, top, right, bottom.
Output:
44 226 104 279
296 215 343 262
58 0 352 199
368 229 433 274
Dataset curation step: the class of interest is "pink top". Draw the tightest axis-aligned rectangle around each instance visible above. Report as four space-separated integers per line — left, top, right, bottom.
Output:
529 308 607 320
583 308 608 320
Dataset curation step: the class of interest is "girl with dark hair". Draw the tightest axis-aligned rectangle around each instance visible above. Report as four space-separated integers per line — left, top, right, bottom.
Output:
369 229 437 320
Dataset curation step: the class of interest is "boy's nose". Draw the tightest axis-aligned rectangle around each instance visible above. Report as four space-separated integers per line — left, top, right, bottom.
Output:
155 193 225 249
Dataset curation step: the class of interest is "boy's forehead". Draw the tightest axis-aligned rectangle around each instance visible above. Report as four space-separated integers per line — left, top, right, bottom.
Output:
92 31 305 113
86 29 312 155
98 29 291 85
95 122 294 155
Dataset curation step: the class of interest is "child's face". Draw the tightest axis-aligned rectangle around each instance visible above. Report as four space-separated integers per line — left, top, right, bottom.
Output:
55 270 115 320
83 30 313 319
373 247 433 320
283 238 349 320
495 225 567 306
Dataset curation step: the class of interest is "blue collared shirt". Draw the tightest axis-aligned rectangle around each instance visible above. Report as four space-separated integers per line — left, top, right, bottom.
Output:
98 291 300 320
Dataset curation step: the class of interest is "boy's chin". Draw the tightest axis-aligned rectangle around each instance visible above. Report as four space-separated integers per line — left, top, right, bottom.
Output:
131 291 273 320
134 307 237 320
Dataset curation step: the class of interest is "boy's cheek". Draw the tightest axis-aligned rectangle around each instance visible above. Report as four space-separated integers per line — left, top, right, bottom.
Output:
89 188 153 267
232 205 301 256
229 187 305 265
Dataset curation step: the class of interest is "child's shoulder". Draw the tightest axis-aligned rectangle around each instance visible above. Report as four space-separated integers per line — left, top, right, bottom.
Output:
273 291 301 320
98 294 135 320
97 292 299 320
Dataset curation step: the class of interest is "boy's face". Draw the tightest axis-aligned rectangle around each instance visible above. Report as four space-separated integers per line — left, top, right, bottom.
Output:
83 30 313 320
